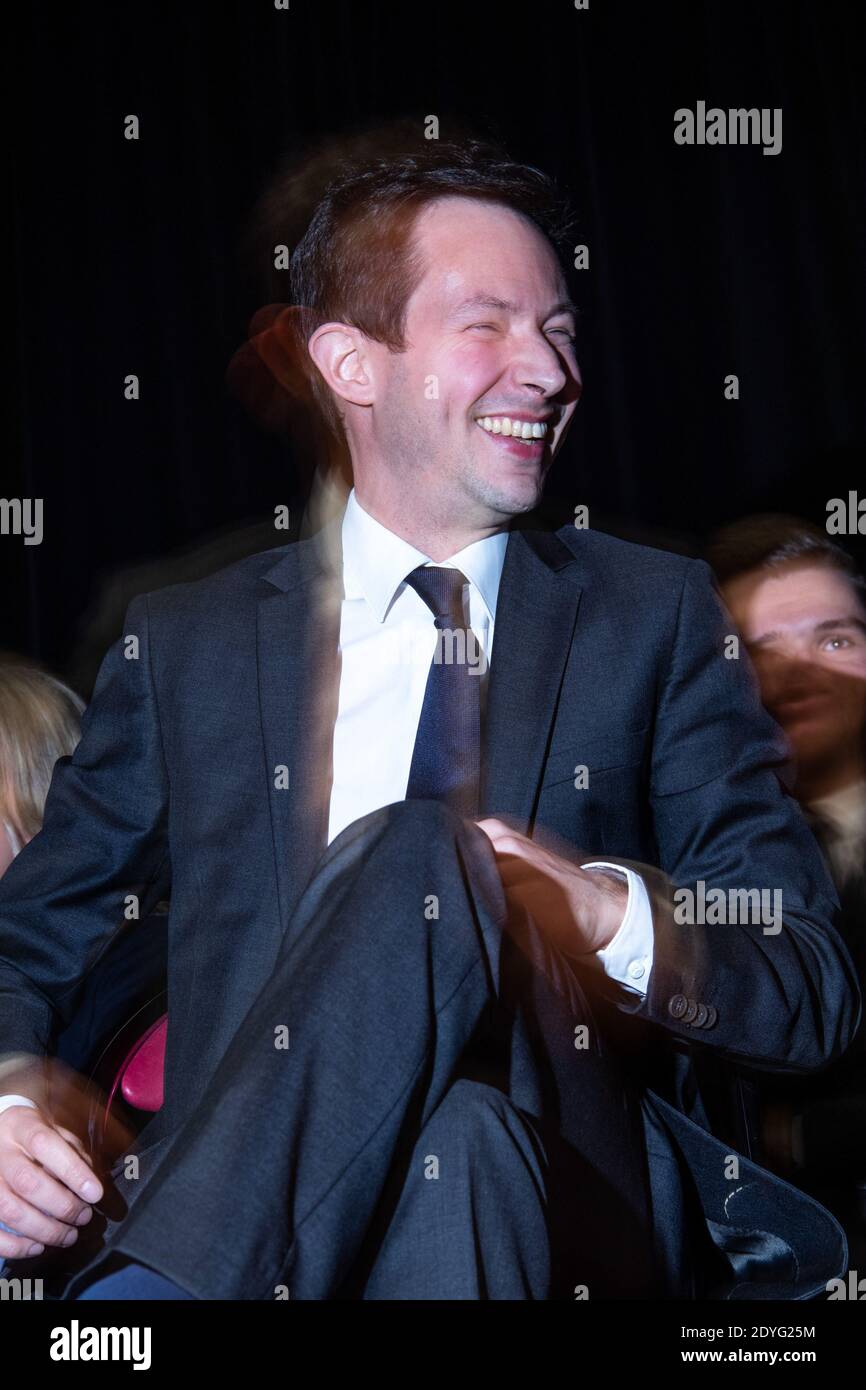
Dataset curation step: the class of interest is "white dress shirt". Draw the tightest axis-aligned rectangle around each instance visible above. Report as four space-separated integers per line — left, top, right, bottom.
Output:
809 780 866 886
329 488 654 995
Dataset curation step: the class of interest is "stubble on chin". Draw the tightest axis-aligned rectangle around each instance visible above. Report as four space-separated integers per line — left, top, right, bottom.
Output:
466 459 549 521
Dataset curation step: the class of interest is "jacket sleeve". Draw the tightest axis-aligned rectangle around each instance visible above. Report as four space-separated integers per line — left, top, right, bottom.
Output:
0 592 170 1069
613 558 861 1074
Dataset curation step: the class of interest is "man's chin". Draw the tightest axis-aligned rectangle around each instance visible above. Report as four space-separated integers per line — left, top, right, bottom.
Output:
472 470 546 519
790 730 846 781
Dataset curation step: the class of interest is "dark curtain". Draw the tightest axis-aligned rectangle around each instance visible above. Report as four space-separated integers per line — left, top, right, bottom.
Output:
4 0 865 686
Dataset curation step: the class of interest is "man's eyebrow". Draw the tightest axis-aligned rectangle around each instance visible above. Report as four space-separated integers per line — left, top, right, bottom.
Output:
446 294 579 320
547 298 579 319
748 616 866 646
813 616 866 636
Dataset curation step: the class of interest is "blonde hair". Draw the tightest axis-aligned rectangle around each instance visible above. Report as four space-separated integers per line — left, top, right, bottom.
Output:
0 662 85 844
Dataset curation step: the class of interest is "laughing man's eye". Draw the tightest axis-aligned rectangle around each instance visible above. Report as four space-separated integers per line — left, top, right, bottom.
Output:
821 635 855 652
548 328 577 343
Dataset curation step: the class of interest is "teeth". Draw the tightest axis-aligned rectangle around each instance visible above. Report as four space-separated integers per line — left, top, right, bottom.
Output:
476 417 548 441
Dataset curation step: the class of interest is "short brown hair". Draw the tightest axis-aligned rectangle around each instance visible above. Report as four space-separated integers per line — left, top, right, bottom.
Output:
706 513 866 603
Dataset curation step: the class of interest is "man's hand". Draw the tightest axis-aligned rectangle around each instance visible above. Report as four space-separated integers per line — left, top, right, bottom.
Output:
0 1103 102 1259
0 1057 135 1262
474 818 627 958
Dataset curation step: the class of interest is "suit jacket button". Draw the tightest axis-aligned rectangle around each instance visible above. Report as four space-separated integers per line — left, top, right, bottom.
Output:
694 1002 709 1028
682 1000 699 1024
704 1004 718 1028
668 994 688 1019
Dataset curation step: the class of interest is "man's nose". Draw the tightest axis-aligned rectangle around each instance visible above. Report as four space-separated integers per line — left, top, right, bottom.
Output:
765 648 833 698
508 332 577 400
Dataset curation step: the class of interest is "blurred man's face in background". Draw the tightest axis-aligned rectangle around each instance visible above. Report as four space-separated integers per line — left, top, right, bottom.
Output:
723 561 866 792
359 196 583 530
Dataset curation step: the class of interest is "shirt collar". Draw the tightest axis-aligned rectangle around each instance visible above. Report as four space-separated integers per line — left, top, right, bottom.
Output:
341 487 509 624
810 780 866 840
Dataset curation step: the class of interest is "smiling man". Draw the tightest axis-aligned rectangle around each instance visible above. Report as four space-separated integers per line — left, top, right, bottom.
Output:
305 197 582 545
0 140 860 1302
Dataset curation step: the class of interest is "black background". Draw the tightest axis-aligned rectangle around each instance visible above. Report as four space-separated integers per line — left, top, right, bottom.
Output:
4 0 865 687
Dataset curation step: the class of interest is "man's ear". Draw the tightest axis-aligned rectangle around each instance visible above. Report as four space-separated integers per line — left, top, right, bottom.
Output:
306 322 375 408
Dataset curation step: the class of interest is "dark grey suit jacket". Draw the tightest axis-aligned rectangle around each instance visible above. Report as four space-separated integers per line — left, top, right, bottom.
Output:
0 515 860 1298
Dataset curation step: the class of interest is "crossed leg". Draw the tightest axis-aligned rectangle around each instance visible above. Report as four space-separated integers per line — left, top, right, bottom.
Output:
66 799 653 1301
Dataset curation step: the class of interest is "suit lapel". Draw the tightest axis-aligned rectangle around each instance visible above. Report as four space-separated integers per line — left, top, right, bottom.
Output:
257 517 343 933
480 525 584 831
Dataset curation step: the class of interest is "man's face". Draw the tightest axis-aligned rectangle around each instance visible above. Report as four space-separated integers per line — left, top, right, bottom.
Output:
362 196 583 528
723 561 866 779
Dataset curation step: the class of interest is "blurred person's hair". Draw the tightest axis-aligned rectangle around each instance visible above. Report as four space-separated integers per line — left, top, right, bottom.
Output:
706 514 866 603
269 135 576 443
0 663 85 843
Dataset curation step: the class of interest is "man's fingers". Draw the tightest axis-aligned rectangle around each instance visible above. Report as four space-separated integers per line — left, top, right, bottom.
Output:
0 1224 46 1260
0 1119 95 1252
492 850 546 879
54 1125 95 1165
0 1110 102 1258
474 817 503 836
17 1115 102 1203
476 820 567 868
475 817 524 844
476 828 535 865
0 1179 86 1250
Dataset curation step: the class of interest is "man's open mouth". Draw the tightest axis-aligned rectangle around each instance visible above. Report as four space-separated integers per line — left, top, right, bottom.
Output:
474 415 550 441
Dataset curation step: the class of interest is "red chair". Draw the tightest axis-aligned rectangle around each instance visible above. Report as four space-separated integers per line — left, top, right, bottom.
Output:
86 992 167 1162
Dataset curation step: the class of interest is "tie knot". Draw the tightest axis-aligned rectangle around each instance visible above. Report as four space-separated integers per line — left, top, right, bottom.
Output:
404 565 469 629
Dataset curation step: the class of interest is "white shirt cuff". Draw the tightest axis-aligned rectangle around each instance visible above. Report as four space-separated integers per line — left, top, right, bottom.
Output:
0 1094 38 1118
580 863 654 997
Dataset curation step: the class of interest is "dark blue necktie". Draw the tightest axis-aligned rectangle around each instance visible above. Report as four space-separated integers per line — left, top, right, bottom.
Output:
403 565 482 818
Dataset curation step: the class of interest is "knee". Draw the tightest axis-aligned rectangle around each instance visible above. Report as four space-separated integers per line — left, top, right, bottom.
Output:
427 1080 545 1168
354 798 500 890
326 798 469 864
436 1078 511 1127
379 800 501 881
381 798 468 838
315 799 505 954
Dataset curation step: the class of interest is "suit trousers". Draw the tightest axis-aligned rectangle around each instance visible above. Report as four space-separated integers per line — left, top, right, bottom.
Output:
75 1079 554 1300
62 799 657 1301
